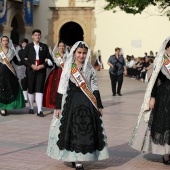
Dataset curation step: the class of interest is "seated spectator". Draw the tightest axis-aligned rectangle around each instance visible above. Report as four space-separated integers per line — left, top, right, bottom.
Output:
126 55 131 67
135 57 143 80
155 52 158 57
149 50 154 58
145 58 154 82
127 55 136 77
140 57 150 82
144 52 148 58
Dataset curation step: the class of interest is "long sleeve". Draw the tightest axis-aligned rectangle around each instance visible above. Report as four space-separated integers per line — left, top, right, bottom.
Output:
90 67 103 108
151 73 159 98
56 92 63 109
93 90 104 109
12 56 22 66
151 71 168 98
43 45 53 68
151 81 157 98
21 45 32 69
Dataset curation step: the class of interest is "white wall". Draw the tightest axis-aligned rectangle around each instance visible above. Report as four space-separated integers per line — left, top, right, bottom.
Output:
54 0 68 7
93 1 170 69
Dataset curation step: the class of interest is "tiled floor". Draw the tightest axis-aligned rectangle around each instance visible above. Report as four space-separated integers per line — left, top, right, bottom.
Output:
0 70 169 170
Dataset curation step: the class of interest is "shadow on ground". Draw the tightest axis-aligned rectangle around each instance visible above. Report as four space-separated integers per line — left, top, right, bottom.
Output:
65 143 140 170
144 153 162 164
103 101 123 108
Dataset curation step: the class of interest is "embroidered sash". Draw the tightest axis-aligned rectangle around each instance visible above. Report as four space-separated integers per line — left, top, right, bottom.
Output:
163 54 170 74
71 63 98 110
55 52 64 68
0 49 16 76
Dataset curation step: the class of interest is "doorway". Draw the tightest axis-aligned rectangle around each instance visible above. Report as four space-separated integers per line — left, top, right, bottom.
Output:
59 22 84 46
10 14 25 45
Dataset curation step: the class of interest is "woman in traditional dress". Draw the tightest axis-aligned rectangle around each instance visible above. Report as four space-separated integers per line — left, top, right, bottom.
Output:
94 50 103 71
0 36 25 116
130 36 170 165
47 41 109 170
43 40 68 108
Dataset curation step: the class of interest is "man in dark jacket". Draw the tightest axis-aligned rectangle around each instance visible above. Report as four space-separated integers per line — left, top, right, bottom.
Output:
107 47 127 96
21 29 53 117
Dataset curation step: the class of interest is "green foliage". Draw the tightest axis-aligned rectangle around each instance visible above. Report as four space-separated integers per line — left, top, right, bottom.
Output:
103 0 170 14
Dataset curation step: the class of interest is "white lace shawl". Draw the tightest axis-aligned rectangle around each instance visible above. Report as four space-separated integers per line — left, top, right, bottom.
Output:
0 36 19 63
52 42 69 67
136 36 170 124
0 48 15 64
58 41 95 94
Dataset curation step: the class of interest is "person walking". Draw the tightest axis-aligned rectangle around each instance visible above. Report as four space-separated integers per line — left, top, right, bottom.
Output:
130 36 170 165
43 40 68 108
107 47 127 96
94 50 103 71
21 29 53 117
47 41 109 170
0 36 25 116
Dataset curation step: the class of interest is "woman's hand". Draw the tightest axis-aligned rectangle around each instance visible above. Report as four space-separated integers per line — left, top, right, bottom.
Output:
149 98 155 110
124 70 127 76
55 109 61 118
99 108 103 117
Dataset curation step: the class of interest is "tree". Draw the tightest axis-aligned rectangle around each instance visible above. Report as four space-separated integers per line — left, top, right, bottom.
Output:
104 0 170 15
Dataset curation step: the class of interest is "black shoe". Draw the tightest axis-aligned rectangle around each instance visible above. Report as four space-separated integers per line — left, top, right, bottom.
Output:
117 93 122 96
29 109 34 114
1 110 7 116
162 157 170 165
71 162 76 168
75 164 84 170
37 111 44 117
112 94 116 96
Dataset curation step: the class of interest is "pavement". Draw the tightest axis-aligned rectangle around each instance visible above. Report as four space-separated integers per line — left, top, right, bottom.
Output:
0 70 170 170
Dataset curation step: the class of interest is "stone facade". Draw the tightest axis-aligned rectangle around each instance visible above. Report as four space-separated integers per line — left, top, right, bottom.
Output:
48 7 95 50
0 1 34 44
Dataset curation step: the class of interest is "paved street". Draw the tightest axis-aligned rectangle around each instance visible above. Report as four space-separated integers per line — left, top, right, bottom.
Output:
0 70 169 170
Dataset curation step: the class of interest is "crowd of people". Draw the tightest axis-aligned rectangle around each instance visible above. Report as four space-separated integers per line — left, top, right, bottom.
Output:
1 30 170 168
126 53 155 82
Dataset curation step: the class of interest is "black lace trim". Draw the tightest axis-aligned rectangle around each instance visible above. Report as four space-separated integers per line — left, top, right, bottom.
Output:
57 87 105 154
149 74 170 145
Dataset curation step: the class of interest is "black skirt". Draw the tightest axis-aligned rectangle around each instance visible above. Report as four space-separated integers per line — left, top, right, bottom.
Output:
150 78 170 145
57 81 105 154
0 63 19 104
